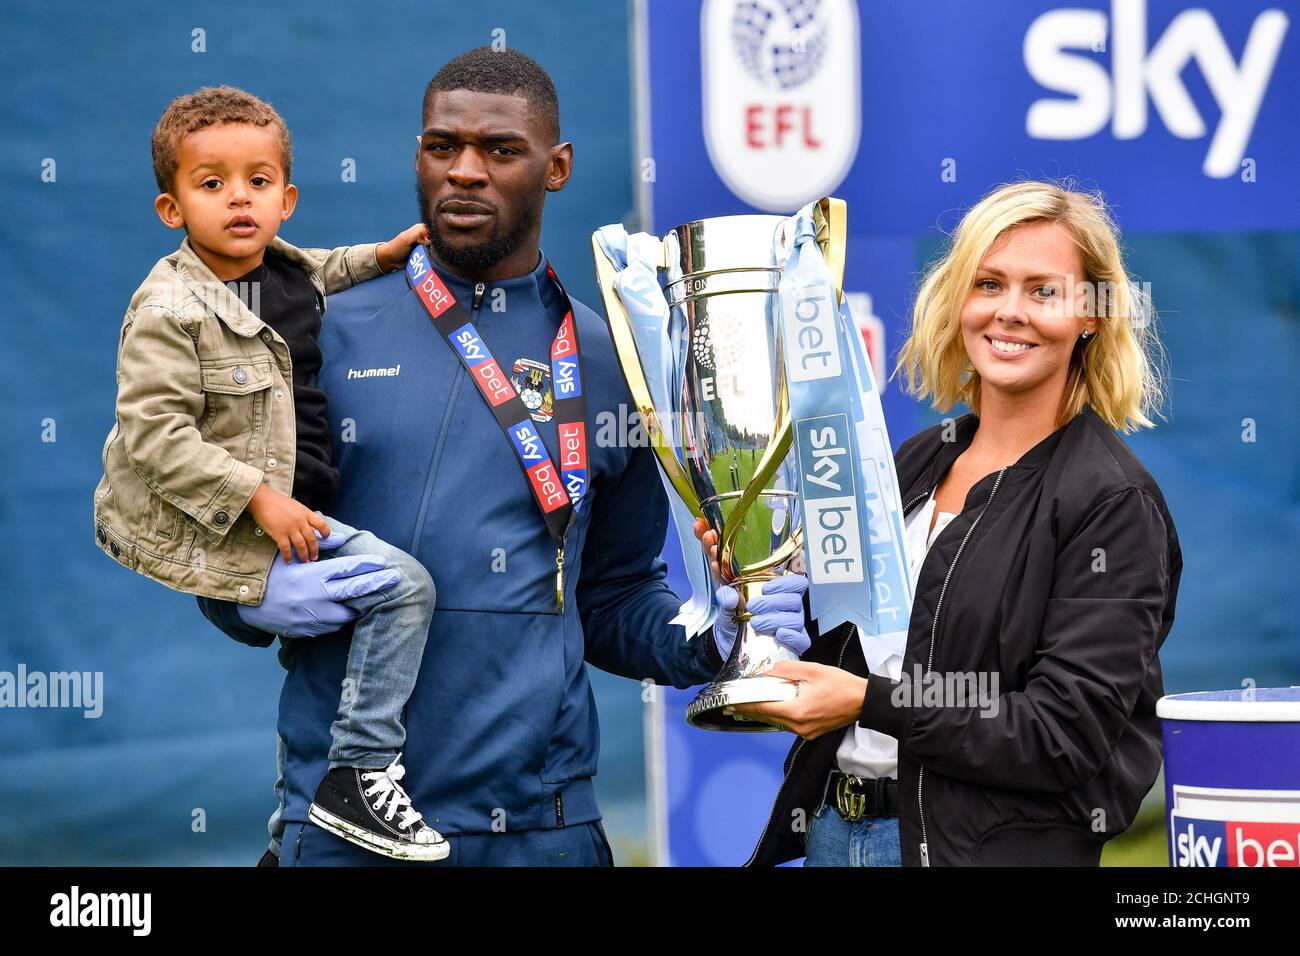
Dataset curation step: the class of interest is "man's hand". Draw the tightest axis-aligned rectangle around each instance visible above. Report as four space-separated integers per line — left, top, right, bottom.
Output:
376 223 431 274
731 661 868 740
712 576 812 659
237 530 404 638
693 518 811 660
246 484 331 562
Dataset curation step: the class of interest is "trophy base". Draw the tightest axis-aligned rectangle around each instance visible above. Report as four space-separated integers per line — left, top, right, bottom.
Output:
685 675 798 732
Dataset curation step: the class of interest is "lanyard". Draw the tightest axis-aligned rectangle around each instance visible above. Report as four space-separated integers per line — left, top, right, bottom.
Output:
405 246 588 608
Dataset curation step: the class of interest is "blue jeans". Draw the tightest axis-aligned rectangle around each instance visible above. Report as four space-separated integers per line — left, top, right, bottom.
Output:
266 514 435 857
803 803 902 867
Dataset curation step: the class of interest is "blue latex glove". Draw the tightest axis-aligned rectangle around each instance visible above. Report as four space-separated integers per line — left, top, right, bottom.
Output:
237 531 403 638
712 573 812 660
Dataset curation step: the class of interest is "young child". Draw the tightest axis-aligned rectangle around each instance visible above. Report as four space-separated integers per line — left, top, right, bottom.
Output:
93 86 446 862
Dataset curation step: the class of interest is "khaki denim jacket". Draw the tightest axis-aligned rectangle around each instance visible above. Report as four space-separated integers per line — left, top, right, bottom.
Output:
92 235 384 605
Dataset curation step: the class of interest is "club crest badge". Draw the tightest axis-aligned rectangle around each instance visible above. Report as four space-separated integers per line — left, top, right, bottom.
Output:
510 358 554 423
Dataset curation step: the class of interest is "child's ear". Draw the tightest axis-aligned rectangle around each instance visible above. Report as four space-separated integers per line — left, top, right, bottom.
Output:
280 183 298 222
154 193 184 230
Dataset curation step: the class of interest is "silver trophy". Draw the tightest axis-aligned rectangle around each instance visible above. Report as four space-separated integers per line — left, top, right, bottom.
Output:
593 199 848 731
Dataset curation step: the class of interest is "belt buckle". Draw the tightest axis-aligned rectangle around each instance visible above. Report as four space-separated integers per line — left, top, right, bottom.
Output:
835 773 867 822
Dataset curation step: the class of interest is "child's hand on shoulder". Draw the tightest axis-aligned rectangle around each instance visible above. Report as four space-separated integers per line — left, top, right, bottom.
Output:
376 223 430 274
246 484 332 563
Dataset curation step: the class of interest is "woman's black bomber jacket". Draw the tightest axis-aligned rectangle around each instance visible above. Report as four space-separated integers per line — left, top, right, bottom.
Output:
747 403 1183 866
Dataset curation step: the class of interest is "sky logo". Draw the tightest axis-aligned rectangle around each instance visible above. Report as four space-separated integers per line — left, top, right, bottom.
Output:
554 357 582 399
1024 0 1289 177
510 420 546 464
1172 814 1300 866
452 324 489 366
796 413 864 585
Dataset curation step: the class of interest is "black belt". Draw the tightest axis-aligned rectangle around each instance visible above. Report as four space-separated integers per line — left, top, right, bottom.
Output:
824 770 900 821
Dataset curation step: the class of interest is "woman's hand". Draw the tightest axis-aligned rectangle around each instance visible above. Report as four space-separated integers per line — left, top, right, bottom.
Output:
376 223 431 274
731 661 868 740
692 517 723 577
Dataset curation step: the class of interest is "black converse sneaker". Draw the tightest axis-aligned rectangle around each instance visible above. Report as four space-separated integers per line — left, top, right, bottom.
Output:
307 755 449 862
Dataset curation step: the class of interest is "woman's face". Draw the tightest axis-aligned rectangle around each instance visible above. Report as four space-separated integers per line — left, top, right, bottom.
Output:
958 219 1098 406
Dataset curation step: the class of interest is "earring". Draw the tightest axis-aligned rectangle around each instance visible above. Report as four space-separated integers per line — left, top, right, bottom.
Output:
1080 330 1092 339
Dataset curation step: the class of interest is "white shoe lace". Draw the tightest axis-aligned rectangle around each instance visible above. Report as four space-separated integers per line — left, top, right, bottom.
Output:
360 755 434 839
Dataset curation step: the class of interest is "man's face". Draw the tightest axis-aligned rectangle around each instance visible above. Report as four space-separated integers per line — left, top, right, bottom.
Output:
155 122 297 280
415 89 570 277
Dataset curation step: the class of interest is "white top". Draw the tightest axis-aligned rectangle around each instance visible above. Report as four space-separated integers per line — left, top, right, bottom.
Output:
835 485 957 779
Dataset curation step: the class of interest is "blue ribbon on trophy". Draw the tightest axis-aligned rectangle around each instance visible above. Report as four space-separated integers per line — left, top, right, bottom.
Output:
594 225 720 639
776 203 912 672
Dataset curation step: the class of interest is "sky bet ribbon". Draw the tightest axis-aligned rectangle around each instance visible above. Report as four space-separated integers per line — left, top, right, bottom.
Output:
594 224 720 639
405 245 588 608
777 205 913 673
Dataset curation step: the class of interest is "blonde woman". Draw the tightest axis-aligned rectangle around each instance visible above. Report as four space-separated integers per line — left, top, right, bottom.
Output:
701 181 1183 866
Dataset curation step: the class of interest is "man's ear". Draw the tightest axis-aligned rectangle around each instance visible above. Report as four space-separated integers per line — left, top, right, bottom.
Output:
546 141 573 193
280 183 299 223
154 193 184 230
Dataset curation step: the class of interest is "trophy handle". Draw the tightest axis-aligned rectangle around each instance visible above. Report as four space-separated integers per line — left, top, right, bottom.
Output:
591 236 703 518
815 196 848 308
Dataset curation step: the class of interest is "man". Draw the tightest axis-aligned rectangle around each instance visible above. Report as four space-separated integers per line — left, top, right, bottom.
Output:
198 48 726 865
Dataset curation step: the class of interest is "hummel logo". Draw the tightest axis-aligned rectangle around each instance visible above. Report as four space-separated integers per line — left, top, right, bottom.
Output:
347 365 400 380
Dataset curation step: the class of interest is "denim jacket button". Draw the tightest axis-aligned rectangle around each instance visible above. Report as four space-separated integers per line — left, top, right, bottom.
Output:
275 389 284 400
213 510 230 526
233 368 249 385
261 330 272 342
238 585 250 596
266 457 277 469
97 527 107 544
254 527 264 536
109 541 120 557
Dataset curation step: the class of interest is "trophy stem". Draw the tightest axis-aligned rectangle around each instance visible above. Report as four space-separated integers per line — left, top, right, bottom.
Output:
686 579 800 732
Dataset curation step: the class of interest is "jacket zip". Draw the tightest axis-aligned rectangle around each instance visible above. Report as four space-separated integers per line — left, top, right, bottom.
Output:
744 486 932 867
916 466 1007 867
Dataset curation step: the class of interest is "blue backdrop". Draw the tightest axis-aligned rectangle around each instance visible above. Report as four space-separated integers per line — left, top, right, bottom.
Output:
643 0 1299 865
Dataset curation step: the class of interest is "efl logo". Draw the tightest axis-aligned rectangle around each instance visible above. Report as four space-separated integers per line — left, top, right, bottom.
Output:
1024 0 1289 178
702 0 861 210
795 413 864 585
1172 815 1300 867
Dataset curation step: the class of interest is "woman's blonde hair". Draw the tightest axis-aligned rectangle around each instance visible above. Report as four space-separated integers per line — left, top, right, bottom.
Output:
893 180 1167 432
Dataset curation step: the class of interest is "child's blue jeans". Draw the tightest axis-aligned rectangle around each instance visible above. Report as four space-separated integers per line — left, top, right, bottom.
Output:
266 513 434 858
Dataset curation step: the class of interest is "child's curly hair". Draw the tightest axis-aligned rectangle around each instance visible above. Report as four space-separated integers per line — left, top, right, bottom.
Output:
151 85 292 195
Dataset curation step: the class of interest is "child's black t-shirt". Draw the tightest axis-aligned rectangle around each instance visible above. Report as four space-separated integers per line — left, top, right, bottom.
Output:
229 252 340 513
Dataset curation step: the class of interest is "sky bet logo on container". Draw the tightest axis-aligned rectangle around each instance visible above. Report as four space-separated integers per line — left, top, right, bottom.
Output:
796 413 865 586
1171 814 1300 866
